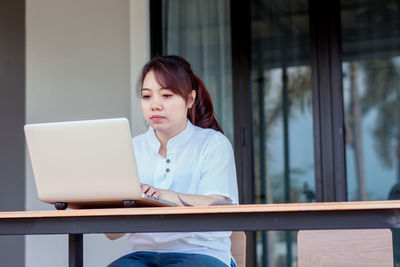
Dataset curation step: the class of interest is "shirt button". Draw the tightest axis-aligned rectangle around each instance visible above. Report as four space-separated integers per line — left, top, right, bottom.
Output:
166 168 170 173
166 159 170 163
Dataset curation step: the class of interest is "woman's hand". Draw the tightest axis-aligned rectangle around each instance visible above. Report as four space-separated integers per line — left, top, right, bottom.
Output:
140 183 160 198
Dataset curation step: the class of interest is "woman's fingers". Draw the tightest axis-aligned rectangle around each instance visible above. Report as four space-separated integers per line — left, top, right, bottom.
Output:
140 183 160 198
151 188 160 198
146 186 159 197
141 183 150 193
145 186 155 195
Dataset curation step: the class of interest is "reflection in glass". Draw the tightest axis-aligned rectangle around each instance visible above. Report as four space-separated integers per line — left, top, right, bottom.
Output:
343 59 400 201
251 0 313 266
341 2 400 264
341 0 400 201
161 0 234 142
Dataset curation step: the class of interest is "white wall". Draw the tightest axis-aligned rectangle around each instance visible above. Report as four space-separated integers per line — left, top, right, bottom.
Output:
25 0 148 266
130 0 149 135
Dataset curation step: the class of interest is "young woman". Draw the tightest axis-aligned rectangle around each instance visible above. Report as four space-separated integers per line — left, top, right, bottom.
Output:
108 55 238 267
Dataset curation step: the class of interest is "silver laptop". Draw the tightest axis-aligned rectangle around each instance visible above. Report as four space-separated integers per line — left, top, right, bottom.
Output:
24 118 175 209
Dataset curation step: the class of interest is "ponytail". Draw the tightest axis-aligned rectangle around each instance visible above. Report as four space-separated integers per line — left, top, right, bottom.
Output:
187 73 223 133
139 55 223 133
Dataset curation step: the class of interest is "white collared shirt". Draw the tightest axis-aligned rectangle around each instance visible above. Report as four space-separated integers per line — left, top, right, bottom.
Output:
128 121 238 266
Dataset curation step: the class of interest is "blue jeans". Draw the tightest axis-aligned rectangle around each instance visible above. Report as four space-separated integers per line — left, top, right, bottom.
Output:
108 251 236 267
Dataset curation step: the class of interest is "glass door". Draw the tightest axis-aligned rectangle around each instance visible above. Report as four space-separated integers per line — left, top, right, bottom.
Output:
341 1 400 265
341 0 400 201
251 0 314 266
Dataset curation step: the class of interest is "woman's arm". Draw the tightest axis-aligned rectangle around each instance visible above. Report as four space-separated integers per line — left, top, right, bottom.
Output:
142 184 228 206
161 189 229 206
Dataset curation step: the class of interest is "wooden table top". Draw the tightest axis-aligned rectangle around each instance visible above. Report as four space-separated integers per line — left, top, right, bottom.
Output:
1 200 400 219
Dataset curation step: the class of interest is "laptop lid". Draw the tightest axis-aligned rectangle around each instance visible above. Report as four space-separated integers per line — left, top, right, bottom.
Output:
24 118 173 208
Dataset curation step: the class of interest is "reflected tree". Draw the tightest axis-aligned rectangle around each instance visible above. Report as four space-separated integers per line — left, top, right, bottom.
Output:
252 65 312 267
361 59 400 181
346 62 367 200
346 59 400 200
253 66 312 204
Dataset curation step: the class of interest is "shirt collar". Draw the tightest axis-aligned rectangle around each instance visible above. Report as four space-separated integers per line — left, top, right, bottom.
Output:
145 120 195 153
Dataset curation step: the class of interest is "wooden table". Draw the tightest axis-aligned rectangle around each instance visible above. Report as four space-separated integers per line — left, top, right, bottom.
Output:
1 201 400 266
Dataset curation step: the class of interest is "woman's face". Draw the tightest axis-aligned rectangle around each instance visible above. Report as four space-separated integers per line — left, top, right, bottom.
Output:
141 71 195 139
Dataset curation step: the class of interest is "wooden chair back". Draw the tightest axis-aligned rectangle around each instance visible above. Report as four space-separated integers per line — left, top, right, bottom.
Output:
231 231 246 267
297 229 393 267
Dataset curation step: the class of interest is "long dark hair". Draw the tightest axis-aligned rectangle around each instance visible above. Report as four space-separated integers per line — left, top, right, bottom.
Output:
138 55 223 133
